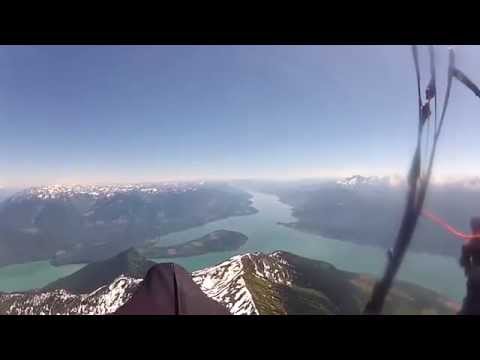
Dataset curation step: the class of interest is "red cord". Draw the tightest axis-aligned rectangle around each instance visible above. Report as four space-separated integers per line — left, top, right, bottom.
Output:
422 210 480 242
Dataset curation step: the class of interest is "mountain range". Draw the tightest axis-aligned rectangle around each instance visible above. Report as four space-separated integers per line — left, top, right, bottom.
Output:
265 175 480 258
0 182 257 267
0 248 459 315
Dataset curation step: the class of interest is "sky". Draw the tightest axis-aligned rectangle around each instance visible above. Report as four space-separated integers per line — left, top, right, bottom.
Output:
1 45 480 187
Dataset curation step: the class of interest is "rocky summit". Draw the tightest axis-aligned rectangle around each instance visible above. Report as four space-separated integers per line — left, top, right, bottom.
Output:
0 249 460 315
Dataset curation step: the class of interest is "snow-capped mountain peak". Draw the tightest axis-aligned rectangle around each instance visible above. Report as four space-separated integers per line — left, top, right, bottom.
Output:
0 251 297 315
192 252 293 315
0 251 459 315
336 175 405 188
1 275 142 315
337 175 385 187
7 182 204 203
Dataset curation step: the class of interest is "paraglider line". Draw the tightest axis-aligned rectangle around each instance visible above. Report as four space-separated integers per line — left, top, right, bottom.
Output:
422 210 480 241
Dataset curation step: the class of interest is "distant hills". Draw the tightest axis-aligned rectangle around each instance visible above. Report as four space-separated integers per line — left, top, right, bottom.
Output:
249 175 480 258
0 182 257 267
0 249 458 315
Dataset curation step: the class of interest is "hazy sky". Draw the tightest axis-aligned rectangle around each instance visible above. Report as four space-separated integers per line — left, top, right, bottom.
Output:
1 45 480 187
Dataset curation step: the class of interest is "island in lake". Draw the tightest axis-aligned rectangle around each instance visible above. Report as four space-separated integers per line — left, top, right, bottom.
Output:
38 184 256 267
137 230 248 258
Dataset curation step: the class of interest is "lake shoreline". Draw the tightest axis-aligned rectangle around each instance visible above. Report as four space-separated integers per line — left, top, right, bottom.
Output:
278 221 458 260
138 230 248 258
0 189 467 302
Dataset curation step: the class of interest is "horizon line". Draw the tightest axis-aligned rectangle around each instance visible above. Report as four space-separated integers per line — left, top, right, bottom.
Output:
3 172 480 189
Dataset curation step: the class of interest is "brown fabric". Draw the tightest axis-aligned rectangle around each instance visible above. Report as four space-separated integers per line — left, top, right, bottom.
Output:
471 217 480 234
114 263 230 315
459 238 480 315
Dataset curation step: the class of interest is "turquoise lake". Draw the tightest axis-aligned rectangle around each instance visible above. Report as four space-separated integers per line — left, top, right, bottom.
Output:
0 190 466 302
